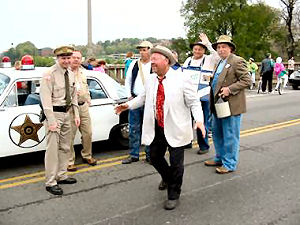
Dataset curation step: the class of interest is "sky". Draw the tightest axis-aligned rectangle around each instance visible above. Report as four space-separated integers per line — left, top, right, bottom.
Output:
0 0 280 53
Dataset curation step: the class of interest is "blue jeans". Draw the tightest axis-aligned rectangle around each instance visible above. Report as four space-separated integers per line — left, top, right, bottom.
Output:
196 101 210 151
212 113 242 171
128 107 150 159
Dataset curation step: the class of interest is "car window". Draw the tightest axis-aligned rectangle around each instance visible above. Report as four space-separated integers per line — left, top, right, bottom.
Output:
87 79 107 99
3 80 41 107
3 84 17 107
0 73 10 96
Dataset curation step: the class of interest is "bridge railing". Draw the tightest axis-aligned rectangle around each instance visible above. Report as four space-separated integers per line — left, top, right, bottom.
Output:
106 62 300 85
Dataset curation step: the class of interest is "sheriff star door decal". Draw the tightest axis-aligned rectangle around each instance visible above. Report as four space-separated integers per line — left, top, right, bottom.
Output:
9 113 45 148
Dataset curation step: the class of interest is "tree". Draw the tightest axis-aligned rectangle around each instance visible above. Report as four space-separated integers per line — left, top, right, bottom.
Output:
280 0 299 58
181 0 280 61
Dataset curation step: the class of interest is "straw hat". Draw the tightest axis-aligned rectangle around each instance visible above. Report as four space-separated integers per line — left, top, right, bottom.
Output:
150 45 176 66
212 35 236 51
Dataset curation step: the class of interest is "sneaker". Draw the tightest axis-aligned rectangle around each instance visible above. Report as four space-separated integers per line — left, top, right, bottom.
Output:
197 149 209 155
122 156 139 164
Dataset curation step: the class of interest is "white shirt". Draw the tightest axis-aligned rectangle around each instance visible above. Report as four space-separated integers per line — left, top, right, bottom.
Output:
183 43 220 71
125 59 152 97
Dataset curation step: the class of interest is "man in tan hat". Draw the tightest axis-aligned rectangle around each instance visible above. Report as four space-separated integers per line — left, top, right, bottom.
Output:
40 45 80 195
115 45 205 210
67 50 97 172
123 40 153 164
205 35 251 174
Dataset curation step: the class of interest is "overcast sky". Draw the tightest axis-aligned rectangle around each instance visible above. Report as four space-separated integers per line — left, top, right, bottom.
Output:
1 0 279 53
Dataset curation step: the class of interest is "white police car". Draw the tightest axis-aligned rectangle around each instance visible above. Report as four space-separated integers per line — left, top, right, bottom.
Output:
288 70 300 90
0 56 129 158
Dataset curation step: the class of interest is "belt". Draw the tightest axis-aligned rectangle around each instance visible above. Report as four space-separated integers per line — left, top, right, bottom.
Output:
53 106 70 112
78 101 85 106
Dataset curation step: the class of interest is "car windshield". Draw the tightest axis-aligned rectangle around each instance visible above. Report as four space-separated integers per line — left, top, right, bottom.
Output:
105 76 127 99
0 73 10 96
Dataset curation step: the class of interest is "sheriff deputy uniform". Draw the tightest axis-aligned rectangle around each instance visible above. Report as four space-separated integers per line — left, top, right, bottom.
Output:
40 46 79 195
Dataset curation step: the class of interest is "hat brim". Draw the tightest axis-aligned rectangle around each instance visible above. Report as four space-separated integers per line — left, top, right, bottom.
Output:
56 52 73 57
150 48 176 66
190 42 207 50
212 42 236 51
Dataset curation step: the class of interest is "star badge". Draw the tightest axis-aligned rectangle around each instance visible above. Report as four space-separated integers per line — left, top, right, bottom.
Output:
11 115 43 146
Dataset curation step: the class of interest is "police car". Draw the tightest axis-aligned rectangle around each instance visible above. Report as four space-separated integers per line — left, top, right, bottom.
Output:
288 69 300 90
0 56 129 158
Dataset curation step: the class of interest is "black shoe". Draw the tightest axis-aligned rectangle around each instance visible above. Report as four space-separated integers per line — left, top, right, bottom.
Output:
46 185 63 195
57 177 77 184
164 199 178 210
122 156 139 164
158 180 168 190
197 149 209 155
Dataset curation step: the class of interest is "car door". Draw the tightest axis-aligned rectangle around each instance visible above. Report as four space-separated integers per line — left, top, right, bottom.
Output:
73 77 119 144
0 79 45 157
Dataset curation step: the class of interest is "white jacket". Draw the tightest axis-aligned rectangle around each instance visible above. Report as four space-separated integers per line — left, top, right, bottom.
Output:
127 67 203 147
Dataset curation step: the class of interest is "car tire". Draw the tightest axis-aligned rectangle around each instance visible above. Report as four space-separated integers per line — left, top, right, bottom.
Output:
292 85 299 90
109 123 129 149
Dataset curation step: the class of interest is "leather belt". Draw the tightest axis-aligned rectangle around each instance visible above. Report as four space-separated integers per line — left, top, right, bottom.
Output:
53 106 70 112
78 101 85 106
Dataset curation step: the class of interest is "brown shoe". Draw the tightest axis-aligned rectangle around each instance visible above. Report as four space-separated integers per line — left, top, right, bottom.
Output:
83 158 97 166
216 166 232 174
204 160 222 167
67 165 77 172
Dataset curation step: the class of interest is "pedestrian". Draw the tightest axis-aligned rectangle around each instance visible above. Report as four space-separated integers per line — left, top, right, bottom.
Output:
124 51 135 77
122 41 153 164
260 53 274 93
205 35 251 174
171 50 182 71
183 33 219 155
115 45 205 210
274 57 288 91
93 60 106 73
67 50 97 172
247 58 258 89
40 46 80 195
288 56 295 77
86 58 97 70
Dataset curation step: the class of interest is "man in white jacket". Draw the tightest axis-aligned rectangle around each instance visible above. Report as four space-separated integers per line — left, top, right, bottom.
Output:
115 45 205 210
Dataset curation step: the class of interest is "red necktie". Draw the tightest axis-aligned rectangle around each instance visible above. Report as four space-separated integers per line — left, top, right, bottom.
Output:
156 77 165 128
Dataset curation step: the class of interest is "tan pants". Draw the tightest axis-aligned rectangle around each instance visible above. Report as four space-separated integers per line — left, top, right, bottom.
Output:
69 102 92 165
44 111 71 187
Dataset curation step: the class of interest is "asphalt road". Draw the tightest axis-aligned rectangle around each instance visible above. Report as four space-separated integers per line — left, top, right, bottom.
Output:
0 88 299 225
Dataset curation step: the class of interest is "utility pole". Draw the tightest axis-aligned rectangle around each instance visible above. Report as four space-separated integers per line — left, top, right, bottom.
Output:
87 0 93 57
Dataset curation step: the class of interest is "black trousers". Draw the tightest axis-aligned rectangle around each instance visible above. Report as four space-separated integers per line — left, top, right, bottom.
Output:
150 121 185 200
261 71 273 92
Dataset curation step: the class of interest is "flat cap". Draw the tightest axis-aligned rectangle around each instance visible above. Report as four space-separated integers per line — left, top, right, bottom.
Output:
53 46 75 56
136 41 153 49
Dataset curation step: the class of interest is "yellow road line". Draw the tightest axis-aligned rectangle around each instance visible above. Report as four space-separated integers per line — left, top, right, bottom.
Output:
0 119 299 190
0 154 141 184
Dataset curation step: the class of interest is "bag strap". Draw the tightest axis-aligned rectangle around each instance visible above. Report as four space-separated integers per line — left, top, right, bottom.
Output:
138 60 145 85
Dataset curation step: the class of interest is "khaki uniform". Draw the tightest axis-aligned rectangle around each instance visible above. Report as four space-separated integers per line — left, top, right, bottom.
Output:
40 62 79 187
69 67 92 165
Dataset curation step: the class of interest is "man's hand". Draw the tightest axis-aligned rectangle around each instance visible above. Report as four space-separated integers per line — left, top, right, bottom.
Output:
219 87 231 98
199 33 209 45
194 121 206 138
75 117 80 127
49 122 58 132
114 103 129 115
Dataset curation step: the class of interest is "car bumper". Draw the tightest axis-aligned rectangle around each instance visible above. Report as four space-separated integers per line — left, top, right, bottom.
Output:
288 79 300 85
